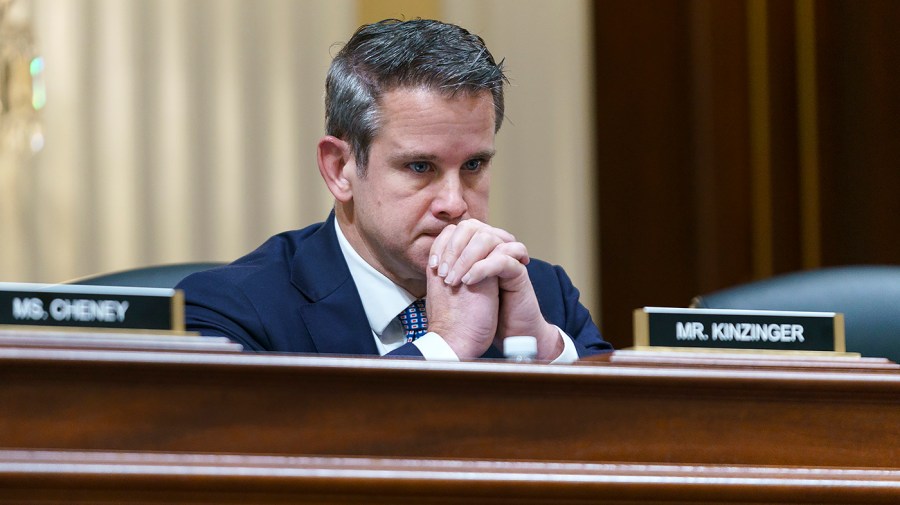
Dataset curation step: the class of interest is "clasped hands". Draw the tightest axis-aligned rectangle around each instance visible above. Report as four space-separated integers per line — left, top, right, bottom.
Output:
425 219 562 360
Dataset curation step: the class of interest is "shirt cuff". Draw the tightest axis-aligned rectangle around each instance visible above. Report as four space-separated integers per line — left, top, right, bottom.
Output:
415 327 577 363
550 326 579 364
412 332 461 361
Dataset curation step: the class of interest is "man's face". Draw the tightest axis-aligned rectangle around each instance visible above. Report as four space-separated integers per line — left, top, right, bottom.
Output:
343 87 496 294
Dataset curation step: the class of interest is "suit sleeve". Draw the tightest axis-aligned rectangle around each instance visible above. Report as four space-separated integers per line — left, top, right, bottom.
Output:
177 271 270 352
543 264 613 358
384 342 426 358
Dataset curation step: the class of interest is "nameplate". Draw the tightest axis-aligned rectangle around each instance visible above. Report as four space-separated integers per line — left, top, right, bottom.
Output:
0 283 184 331
633 307 845 353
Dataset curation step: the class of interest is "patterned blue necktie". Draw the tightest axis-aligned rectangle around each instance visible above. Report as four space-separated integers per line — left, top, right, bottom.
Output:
398 299 428 342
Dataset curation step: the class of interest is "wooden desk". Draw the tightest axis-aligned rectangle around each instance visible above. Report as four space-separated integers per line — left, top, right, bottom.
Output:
2 342 897 467
585 348 900 372
1 332 898 502
1 450 897 504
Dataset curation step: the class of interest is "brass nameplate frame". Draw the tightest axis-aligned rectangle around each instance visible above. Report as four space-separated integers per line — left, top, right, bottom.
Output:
0 282 184 332
633 307 845 354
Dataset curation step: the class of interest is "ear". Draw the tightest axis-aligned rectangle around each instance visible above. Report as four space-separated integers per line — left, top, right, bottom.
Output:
317 135 355 202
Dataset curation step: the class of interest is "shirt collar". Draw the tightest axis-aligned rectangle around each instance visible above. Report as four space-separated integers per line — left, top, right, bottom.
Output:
334 218 417 335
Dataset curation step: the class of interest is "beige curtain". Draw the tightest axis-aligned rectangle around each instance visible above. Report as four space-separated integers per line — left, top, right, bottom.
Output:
1 0 599 315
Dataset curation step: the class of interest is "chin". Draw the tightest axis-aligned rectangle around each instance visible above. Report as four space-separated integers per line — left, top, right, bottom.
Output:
414 234 437 251
404 248 431 275
409 252 430 273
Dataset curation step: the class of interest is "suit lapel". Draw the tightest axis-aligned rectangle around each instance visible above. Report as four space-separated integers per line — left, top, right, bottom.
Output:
288 212 505 360
290 213 379 356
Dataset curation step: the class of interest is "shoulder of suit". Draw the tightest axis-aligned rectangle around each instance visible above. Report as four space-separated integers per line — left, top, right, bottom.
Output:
185 221 327 289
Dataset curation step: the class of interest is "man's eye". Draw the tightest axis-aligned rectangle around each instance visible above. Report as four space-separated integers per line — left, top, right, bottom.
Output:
409 162 430 173
463 159 483 171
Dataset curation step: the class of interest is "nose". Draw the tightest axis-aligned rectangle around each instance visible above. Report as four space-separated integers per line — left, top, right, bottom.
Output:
431 173 468 222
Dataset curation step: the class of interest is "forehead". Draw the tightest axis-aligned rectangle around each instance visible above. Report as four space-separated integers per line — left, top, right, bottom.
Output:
373 87 496 151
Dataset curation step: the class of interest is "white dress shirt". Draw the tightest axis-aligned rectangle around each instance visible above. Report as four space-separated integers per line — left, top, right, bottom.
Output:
334 219 579 363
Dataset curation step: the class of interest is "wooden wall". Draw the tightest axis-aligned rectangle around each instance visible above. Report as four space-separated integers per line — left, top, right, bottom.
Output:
593 0 900 349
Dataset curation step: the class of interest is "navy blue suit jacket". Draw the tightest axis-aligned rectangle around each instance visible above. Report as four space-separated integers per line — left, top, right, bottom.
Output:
178 213 612 359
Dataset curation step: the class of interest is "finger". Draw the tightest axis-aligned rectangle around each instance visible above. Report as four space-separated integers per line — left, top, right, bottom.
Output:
444 228 507 285
429 224 456 270
495 240 531 265
464 241 529 282
463 255 524 287
440 221 518 285
460 243 530 286
434 220 481 280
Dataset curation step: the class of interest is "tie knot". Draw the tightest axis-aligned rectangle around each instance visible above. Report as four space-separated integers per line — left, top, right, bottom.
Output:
398 299 428 342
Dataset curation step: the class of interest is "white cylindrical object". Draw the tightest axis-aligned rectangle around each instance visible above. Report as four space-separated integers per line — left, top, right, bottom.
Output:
503 335 538 363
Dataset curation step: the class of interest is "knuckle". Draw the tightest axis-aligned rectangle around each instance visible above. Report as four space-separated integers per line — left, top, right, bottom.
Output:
493 227 514 242
475 230 499 246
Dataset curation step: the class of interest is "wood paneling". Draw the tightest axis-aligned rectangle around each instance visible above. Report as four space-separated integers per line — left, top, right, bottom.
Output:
593 1 900 349
816 0 900 265
594 1 696 347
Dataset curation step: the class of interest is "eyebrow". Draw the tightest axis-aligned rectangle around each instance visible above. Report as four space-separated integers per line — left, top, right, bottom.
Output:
470 149 497 160
388 149 497 165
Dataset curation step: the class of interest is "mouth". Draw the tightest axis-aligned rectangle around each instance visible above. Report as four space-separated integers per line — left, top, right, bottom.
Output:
419 229 445 238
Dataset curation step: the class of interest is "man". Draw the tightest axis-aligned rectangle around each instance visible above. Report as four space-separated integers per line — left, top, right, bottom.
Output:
178 19 612 362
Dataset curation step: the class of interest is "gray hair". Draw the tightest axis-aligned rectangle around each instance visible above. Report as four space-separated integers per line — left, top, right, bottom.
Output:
325 19 508 173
